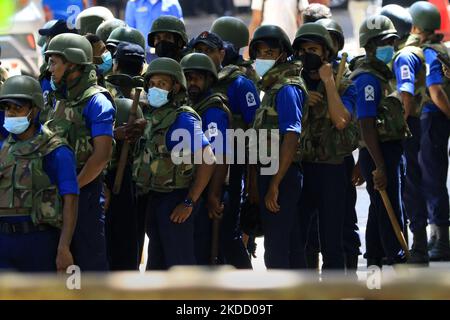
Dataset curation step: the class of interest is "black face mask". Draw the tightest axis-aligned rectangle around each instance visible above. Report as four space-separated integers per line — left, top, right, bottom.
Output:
299 52 323 72
155 41 179 59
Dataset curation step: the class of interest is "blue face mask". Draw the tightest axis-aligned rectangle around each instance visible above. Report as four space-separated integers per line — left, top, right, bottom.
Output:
3 111 32 135
375 45 394 64
147 87 169 108
97 51 113 75
255 59 276 77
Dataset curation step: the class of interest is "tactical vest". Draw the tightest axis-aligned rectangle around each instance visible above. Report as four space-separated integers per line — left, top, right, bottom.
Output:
252 61 307 165
236 58 260 86
193 92 232 125
300 77 360 164
349 57 411 143
46 69 114 168
0 126 66 228
391 40 426 117
421 41 450 109
132 100 200 194
212 64 249 129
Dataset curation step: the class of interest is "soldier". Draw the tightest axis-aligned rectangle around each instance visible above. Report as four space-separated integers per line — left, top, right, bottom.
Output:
96 19 128 44
293 23 356 272
409 1 450 261
180 53 232 265
192 30 260 269
148 15 188 61
349 15 410 267
85 34 113 86
135 57 216 269
248 25 306 269
106 27 146 56
380 5 429 265
0 75 78 272
0 46 10 142
45 33 116 271
75 6 114 36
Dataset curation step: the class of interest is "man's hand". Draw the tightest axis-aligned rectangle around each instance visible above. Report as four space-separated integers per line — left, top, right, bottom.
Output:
207 195 224 219
352 162 365 186
306 91 323 107
318 63 334 83
56 246 74 272
372 167 387 191
124 118 147 144
170 204 193 224
265 183 280 213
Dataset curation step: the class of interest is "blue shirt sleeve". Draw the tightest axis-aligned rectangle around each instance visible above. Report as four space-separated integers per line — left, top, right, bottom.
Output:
0 111 9 139
227 75 260 125
125 0 137 28
341 83 357 116
276 85 304 135
353 73 382 119
424 47 444 87
82 93 115 138
166 112 210 153
43 145 80 196
201 107 229 156
393 51 421 95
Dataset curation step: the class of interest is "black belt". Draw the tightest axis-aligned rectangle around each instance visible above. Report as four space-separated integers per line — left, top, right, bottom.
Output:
0 220 51 235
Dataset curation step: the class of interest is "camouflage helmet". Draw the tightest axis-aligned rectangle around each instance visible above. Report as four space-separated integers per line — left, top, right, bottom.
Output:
409 1 441 32
0 75 44 110
292 23 336 59
143 57 187 92
75 6 114 35
316 18 345 52
114 97 143 126
359 15 398 47
210 16 249 49
380 5 413 39
45 33 93 65
249 25 293 59
107 27 146 51
180 53 218 81
96 19 127 43
147 15 188 47
37 19 58 47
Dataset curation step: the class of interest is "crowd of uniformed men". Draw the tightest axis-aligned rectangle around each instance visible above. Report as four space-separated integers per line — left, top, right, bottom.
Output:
0 2 449 277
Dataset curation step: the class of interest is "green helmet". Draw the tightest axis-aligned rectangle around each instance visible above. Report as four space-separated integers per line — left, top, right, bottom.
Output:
249 25 293 60
180 53 218 81
0 75 44 110
210 16 249 49
316 18 344 52
409 1 441 32
359 15 398 47
114 98 143 126
76 6 114 35
96 19 127 43
143 57 187 92
45 33 93 65
380 5 413 39
38 19 58 47
147 15 188 47
292 23 336 59
107 27 146 51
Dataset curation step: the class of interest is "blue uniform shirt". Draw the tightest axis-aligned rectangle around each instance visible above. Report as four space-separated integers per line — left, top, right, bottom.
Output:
226 75 260 125
423 47 444 113
341 84 357 115
83 93 115 138
276 85 305 135
393 50 422 96
353 73 382 119
0 111 9 139
200 107 229 156
166 112 210 153
42 0 84 21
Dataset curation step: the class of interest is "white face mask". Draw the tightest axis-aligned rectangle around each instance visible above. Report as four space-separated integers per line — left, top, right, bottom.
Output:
3 111 32 135
147 87 169 108
255 59 276 77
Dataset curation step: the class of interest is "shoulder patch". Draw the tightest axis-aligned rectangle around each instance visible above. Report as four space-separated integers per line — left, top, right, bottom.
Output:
207 122 218 138
400 65 411 80
364 85 375 101
426 63 430 76
246 92 257 107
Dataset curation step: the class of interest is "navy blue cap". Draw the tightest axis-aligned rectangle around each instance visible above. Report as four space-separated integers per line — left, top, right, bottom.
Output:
193 31 224 50
114 42 145 62
38 19 78 37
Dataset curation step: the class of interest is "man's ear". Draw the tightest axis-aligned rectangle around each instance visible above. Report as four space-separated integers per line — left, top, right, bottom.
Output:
219 48 226 63
173 82 181 94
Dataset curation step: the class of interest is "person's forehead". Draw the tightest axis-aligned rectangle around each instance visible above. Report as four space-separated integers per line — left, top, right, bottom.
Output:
299 42 322 49
150 74 172 82
195 42 215 51
185 70 204 79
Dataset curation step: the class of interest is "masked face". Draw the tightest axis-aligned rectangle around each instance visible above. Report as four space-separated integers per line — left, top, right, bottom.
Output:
97 51 113 75
375 45 394 64
155 40 179 59
254 59 276 77
3 105 32 135
147 87 169 108
297 42 325 72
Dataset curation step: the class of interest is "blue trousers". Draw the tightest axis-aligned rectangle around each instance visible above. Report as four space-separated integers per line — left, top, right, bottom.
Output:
0 216 59 272
299 162 347 270
146 188 196 270
71 176 109 271
258 164 303 269
419 112 450 227
359 142 405 262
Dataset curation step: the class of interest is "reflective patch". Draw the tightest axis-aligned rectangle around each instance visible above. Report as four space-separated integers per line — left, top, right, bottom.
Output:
426 63 430 76
246 92 257 107
401 65 411 80
365 85 375 101
208 122 218 138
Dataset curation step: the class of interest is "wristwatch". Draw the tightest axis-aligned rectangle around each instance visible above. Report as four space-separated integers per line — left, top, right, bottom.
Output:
183 198 195 208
